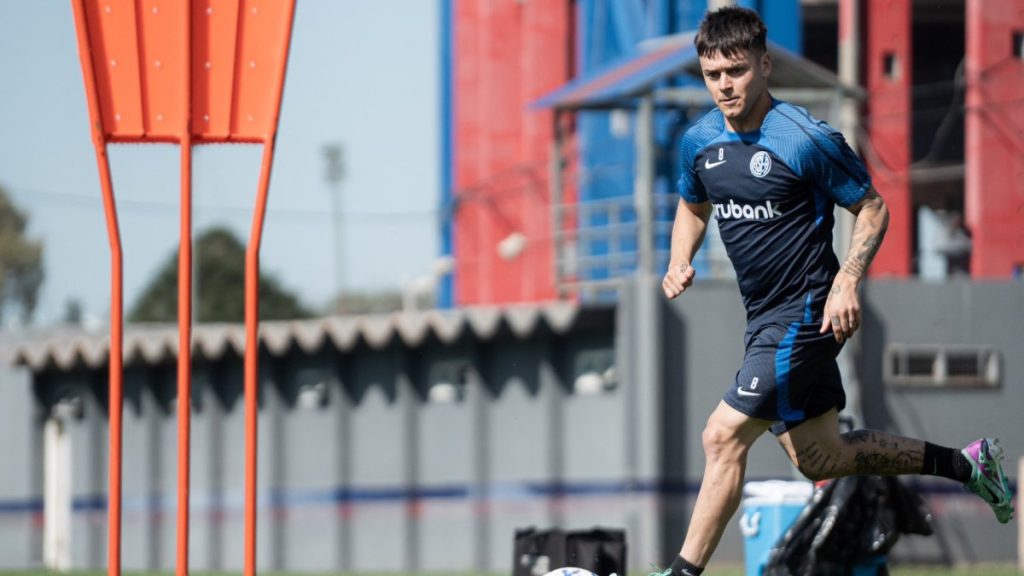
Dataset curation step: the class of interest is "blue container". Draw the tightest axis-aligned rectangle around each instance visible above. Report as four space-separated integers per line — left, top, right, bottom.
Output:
739 481 812 576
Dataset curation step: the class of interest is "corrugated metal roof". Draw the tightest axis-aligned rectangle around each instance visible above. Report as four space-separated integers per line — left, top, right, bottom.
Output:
12 302 590 372
532 33 849 110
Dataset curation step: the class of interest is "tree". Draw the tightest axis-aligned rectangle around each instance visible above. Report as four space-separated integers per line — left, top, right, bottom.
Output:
0 185 44 325
331 291 403 315
129 226 312 323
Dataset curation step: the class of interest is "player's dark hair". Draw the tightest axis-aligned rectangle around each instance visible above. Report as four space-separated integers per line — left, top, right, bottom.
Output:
695 7 767 59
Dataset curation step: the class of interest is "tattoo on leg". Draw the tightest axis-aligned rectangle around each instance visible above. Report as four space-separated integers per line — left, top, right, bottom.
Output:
842 430 923 476
795 441 820 461
853 451 916 475
794 430 924 479
795 441 837 479
805 447 824 470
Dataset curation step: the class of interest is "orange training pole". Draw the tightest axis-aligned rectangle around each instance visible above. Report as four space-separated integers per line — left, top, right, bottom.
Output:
176 142 193 576
70 1 123 574
244 139 276 576
73 2 297 572
100 144 125 576
176 134 193 576
176 2 194 575
101 146 125 576
239 2 298 571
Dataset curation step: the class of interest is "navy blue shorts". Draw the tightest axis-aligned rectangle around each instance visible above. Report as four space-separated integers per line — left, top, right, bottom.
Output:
723 321 846 435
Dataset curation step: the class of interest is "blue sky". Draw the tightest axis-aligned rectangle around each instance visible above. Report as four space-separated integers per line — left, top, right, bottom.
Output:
0 1 441 326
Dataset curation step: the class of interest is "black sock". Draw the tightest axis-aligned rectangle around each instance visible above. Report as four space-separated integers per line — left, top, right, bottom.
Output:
922 442 972 483
669 555 704 576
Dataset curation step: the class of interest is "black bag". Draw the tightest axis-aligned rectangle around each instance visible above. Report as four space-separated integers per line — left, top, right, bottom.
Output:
764 476 933 576
513 527 627 576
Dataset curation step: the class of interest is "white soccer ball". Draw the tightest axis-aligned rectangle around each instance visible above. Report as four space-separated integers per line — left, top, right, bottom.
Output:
542 568 599 576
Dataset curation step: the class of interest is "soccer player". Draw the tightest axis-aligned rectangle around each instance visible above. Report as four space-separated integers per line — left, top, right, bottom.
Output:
654 7 1014 576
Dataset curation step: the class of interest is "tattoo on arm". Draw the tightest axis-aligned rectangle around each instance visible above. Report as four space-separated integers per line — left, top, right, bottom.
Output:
842 233 884 277
840 192 889 279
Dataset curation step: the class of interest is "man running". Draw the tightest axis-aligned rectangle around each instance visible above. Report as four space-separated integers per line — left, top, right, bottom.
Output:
654 7 1014 576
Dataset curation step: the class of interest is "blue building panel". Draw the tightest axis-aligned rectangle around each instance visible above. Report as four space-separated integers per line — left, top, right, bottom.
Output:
439 0 455 308
574 1 711 293
569 1 803 297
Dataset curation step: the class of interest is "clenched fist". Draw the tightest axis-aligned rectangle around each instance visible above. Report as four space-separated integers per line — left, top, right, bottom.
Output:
663 261 695 299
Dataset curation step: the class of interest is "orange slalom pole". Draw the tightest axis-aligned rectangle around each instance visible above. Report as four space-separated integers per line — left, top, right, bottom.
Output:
99 145 124 576
243 5 296 571
100 147 124 576
70 1 123 574
175 133 194 576
244 139 277 576
176 3 194 575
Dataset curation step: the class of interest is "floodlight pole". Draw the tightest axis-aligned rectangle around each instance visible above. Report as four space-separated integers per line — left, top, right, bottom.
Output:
323 143 346 310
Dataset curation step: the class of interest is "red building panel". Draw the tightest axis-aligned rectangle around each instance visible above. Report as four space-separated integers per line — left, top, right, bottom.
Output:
965 0 1024 277
865 0 912 277
453 0 573 304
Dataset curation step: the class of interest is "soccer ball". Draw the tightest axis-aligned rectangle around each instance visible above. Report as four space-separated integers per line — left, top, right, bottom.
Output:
542 568 599 576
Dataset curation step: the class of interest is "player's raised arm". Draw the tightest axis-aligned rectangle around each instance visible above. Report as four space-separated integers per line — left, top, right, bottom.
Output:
820 186 889 342
663 199 712 299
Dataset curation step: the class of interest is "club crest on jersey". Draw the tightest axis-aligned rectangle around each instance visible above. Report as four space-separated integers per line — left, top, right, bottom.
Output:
749 151 772 178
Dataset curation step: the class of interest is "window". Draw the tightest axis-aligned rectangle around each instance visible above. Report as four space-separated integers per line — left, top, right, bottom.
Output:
883 52 902 81
294 368 329 409
426 360 470 403
884 345 1000 388
572 348 617 395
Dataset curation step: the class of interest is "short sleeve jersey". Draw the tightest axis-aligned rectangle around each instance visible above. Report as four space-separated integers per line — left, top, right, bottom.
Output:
677 98 871 328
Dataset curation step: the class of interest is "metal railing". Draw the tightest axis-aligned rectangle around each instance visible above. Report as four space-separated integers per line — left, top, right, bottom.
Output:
553 190 734 300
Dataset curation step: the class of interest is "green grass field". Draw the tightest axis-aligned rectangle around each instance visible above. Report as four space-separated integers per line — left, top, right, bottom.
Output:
2 567 1022 576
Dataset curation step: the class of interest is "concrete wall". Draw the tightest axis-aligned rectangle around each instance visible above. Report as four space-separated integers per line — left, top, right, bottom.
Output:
858 281 1024 564
6 280 1023 570
659 280 1024 566
0 335 43 568
18 309 655 572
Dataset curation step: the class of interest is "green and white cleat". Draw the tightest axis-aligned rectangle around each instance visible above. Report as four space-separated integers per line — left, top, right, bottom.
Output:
647 565 671 576
962 438 1014 524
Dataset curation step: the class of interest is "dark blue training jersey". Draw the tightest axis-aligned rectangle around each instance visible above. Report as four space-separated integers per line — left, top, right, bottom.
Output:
677 98 871 327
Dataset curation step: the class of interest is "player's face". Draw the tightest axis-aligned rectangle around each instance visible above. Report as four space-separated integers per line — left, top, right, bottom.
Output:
698 49 772 130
